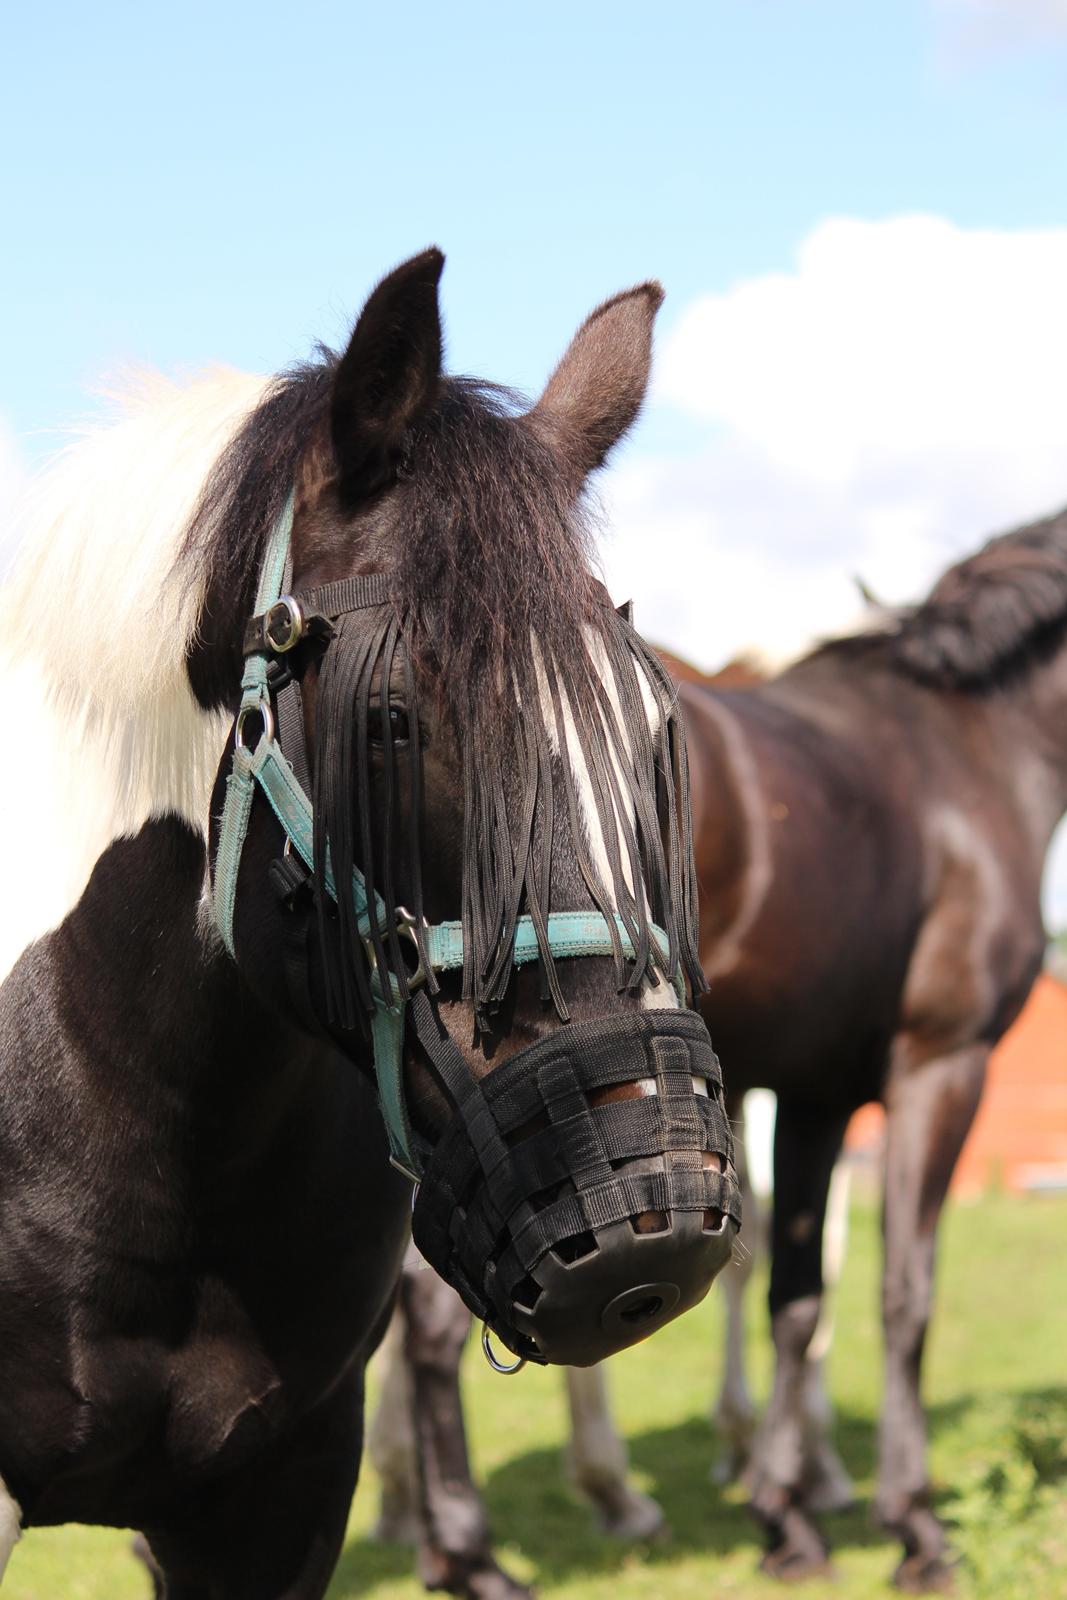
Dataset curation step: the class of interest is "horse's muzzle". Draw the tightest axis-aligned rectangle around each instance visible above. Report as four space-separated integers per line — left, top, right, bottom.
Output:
412 1008 741 1367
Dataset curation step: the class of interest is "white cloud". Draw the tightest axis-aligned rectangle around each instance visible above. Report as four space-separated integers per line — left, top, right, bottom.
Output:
602 214 1067 666
934 0 1067 57
596 214 1067 924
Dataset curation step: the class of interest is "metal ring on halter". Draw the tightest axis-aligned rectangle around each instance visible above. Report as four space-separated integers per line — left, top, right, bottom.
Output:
363 904 428 998
481 1323 527 1375
235 695 276 751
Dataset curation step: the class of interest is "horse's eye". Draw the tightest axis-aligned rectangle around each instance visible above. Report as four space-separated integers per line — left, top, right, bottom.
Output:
367 705 411 747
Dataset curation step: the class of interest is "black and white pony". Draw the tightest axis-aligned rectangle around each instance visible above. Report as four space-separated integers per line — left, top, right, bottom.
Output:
0 251 738 1597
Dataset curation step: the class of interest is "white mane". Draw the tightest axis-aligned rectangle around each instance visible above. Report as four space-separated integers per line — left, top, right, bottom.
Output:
0 368 270 980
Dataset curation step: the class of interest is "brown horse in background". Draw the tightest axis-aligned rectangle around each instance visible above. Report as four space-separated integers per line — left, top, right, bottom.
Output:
369 506 1067 1595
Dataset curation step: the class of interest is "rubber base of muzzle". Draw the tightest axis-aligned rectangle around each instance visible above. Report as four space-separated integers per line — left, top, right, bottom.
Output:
510 1209 736 1366
412 1007 741 1365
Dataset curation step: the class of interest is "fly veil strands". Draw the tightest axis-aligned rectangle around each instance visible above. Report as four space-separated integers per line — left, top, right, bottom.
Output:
309 378 707 1036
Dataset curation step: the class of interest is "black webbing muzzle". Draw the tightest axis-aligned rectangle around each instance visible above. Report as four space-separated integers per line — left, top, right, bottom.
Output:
410 1000 740 1367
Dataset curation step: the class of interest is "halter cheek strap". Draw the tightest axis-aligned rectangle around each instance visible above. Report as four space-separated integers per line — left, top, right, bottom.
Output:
213 496 683 1179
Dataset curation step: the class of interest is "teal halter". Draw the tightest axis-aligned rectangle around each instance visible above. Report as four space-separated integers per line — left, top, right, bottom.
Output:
213 495 681 1179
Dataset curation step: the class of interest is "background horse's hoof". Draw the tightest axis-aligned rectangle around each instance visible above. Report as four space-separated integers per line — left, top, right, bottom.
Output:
591 1485 667 1541
755 1503 832 1585
759 1547 835 1585
892 1551 957 1594
419 1550 535 1600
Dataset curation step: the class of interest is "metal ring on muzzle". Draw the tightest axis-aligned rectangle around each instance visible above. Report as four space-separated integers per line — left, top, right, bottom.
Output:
411 1006 740 1367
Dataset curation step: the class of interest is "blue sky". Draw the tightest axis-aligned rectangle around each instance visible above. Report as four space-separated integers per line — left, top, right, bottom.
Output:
5 0 1067 918
4 0 1065 451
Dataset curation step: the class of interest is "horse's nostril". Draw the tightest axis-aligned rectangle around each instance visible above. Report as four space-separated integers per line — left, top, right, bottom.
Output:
703 1208 726 1232
619 1294 664 1325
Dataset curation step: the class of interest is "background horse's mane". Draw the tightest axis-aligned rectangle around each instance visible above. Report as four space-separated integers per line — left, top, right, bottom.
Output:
804 507 1067 691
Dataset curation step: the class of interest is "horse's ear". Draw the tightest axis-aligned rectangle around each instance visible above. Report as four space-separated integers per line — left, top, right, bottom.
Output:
530 283 664 486
331 248 445 501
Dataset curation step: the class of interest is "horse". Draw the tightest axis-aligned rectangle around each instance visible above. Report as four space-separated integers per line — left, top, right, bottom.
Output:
0 249 741 1597
683 510 1067 1589
362 507 1067 1594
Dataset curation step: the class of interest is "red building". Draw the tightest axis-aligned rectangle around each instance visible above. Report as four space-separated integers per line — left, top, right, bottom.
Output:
847 974 1067 1194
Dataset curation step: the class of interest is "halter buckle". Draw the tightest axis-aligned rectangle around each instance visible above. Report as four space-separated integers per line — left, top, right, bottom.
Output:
264 595 304 653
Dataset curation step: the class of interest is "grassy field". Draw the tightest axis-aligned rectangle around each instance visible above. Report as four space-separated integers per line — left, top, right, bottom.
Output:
7 1191 1066 1600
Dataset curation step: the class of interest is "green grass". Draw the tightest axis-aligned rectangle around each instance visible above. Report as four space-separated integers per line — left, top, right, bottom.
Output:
8 1192 1067 1599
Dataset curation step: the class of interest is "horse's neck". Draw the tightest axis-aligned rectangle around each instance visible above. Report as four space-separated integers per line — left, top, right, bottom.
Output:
19 817 319 1134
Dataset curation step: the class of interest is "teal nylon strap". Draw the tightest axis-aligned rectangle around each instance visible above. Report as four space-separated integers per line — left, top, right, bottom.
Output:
214 748 256 956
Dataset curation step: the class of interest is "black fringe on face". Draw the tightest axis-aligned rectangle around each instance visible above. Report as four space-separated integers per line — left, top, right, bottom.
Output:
311 599 706 1037
312 610 438 1034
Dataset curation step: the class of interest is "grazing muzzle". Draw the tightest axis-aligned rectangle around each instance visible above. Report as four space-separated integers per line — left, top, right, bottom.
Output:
411 1003 740 1367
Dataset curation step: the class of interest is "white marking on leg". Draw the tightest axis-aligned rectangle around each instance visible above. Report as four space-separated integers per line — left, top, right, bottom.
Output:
367 1305 419 1544
565 1366 664 1538
712 1104 761 1482
799 1158 856 1512
0 1476 22 1581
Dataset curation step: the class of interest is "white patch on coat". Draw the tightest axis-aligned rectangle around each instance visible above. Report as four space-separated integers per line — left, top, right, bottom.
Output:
694 694 773 983
0 369 265 979
535 630 678 1008
0 1477 21 1580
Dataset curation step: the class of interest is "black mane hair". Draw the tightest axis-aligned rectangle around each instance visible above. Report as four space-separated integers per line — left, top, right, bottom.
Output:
801 507 1067 693
896 508 1067 688
180 356 705 1030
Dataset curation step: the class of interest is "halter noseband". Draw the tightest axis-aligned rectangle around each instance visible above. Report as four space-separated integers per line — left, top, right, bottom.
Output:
213 494 682 1181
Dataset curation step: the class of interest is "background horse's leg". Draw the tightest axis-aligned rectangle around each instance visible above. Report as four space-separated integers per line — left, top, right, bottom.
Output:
748 1099 850 1581
711 1092 761 1485
130 1534 163 1598
368 1298 421 1544
563 1365 665 1538
878 1039 988 1594
797 1157 856 1513
399 1265 532 1600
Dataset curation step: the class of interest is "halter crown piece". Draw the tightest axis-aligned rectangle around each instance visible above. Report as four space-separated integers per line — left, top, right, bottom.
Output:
215 492 740 1367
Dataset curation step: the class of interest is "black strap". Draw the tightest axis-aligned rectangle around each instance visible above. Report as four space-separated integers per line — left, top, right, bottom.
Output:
243 572 395 657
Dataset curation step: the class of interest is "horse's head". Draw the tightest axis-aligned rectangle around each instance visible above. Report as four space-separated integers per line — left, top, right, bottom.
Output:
197 251 740 1367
